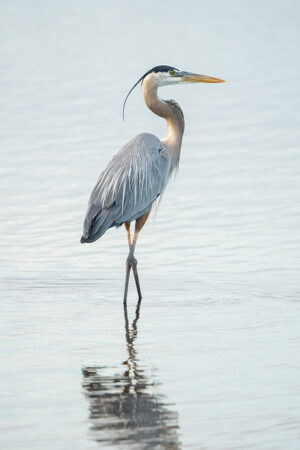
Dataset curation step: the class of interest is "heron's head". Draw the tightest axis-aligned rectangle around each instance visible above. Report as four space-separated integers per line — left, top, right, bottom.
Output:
123 65 225 119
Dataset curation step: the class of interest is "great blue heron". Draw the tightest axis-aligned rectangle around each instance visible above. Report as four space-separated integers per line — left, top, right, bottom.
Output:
81 65 225 303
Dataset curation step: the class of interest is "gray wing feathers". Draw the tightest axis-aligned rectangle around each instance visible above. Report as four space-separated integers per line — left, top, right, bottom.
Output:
81 133 169 243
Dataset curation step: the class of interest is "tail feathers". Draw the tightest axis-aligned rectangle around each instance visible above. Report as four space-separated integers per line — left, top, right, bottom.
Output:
81 208 113 243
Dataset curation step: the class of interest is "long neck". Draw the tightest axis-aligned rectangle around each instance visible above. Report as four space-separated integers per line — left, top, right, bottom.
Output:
142 77 185 173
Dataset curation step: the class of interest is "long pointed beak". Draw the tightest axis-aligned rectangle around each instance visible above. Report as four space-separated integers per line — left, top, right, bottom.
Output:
181 72 225 83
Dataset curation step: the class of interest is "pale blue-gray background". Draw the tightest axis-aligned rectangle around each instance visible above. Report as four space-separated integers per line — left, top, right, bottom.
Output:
1 1 300 448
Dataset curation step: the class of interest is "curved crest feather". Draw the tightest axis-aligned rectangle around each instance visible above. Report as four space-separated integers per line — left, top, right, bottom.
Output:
122 65 179 121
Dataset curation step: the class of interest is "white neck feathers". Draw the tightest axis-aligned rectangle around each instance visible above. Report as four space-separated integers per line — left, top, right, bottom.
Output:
142 74 185 173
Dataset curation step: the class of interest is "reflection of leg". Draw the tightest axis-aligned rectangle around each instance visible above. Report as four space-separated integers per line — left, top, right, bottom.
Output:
122 298 143 392
123 296 142 335
132 297 142 332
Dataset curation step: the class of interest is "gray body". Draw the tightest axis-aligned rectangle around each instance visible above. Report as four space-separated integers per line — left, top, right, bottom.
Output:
81 133 169 243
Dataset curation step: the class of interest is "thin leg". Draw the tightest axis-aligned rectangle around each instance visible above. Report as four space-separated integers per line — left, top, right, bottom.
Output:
132 260 142 300
123 210 151 304
123 258 132 304
125 222 131 248
123 244 138 304
123 222 132 304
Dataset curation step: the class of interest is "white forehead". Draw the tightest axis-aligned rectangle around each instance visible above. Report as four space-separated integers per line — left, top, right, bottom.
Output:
144 70 182 87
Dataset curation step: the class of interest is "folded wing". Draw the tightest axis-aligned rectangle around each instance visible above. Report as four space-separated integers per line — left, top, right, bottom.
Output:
81 133 169 243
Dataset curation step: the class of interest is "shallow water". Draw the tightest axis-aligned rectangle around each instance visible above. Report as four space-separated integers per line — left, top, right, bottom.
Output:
1 1 300 449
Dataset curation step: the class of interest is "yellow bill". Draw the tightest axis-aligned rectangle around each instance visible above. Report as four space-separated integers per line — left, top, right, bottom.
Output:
181 72 225 83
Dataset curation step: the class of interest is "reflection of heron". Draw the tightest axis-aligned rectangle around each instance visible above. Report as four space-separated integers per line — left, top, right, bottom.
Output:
82 301 181 448
81 65 225 302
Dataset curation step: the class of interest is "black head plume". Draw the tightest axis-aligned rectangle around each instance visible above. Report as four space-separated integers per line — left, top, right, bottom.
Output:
122 65 179 120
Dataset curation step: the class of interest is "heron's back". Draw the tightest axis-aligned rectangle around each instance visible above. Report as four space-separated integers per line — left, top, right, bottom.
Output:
81 133 169 243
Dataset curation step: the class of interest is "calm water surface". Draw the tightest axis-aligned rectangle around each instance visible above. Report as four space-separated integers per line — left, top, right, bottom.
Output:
1 1 300 449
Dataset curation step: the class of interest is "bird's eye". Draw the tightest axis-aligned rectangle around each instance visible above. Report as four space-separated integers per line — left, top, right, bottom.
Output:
169 70 175 75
